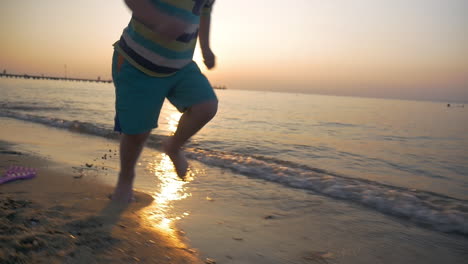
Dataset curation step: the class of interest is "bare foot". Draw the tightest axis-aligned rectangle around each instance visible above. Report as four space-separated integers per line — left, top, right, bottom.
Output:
110 174 135 203
163 137 188 179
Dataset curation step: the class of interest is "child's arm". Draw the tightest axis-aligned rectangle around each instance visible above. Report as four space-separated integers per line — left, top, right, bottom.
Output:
124 0 186 40
199 14 215 69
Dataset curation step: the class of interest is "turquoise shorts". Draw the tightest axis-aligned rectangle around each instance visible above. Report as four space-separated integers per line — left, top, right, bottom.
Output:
112 51 217 135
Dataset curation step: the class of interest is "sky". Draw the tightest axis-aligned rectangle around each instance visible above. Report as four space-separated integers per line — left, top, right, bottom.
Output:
1 0 467 102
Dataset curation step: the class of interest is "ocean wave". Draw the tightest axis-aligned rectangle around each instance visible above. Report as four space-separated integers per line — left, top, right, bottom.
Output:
1 111 467 235
0 110 118 140
184 148 468 235
318 122 359 128
0 102 63 112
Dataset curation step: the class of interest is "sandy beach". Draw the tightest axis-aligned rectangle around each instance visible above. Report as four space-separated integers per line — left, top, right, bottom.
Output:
2 0 468 261
1 90 467 264
0 141 202 264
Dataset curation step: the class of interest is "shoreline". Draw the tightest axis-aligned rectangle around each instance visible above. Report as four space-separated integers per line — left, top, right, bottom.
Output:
0 141 202 264
1 117 467 264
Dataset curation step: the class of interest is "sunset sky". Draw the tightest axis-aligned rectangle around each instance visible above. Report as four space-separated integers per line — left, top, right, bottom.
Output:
1 0 467 102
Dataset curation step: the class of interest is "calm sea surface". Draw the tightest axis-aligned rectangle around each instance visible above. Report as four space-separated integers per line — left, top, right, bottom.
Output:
1 78 467 237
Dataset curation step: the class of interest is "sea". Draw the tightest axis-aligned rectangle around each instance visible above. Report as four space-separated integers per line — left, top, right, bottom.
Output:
1 77 467 263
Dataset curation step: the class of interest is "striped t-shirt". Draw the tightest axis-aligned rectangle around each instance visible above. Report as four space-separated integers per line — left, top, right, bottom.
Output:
114 0 215 77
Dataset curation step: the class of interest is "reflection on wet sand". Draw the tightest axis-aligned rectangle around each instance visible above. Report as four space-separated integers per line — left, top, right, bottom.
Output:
134 111 200 255
167 112 182 134
144 154 192 235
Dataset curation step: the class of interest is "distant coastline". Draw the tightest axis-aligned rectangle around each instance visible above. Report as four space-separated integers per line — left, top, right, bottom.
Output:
1 73 465 104
0 72 229 89
213 85 227 90
0 72 112 84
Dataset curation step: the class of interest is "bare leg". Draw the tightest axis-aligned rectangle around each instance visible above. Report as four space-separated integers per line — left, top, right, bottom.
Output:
112 131 150 203
164 100 218 178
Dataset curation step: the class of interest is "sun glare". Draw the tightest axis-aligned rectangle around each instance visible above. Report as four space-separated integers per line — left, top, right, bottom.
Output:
144 154 191 233
167 112 182 133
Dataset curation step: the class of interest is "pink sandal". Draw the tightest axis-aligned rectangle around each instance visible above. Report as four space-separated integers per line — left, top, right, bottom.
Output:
0 166 37 185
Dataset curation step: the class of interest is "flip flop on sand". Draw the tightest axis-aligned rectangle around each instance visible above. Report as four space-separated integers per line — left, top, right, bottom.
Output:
0 166 37 185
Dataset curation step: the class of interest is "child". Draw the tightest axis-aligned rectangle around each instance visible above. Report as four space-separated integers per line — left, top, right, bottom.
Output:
111 0 218 203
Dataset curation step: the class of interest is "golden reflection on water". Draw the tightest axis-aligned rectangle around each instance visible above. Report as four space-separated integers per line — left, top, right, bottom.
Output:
144 154 192 234
139 111 193 245
167 112 182 133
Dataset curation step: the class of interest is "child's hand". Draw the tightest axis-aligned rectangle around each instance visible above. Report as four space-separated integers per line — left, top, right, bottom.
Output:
202 48 216 69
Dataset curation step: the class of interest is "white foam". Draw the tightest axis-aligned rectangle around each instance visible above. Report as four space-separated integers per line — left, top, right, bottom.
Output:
186 148 468 235
2 111 467 235
0 110 117 140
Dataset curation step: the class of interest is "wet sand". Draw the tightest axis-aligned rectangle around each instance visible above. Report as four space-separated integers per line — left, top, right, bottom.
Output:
1 118 467 264
0 142 202 264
